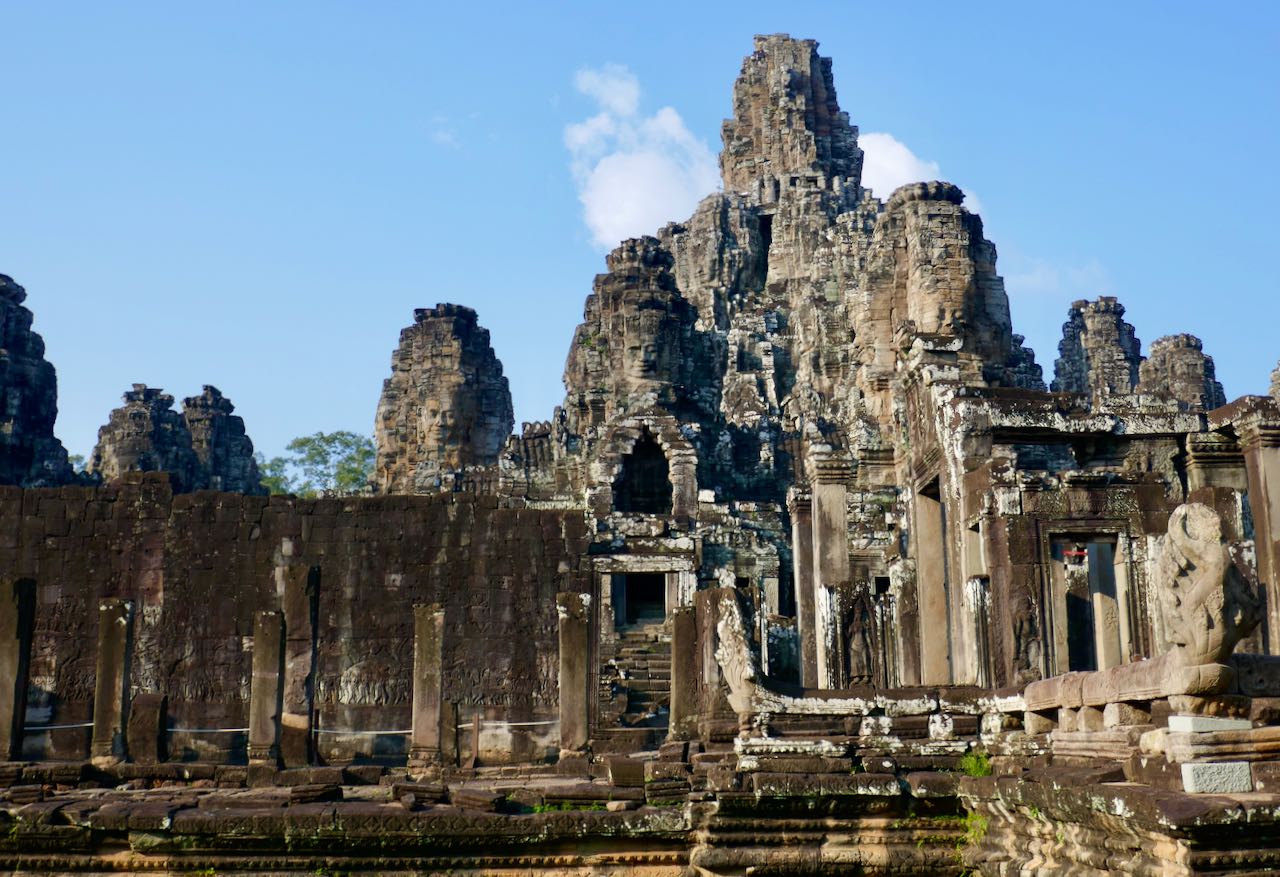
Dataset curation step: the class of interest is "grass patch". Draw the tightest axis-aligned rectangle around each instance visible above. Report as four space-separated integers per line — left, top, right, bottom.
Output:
530 801 608 813
958 749 992 777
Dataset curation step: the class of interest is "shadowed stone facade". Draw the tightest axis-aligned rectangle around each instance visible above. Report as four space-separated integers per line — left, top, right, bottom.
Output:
0 275 72 487
86 383 263 493
1 33 1279 877
182 385 265 494
1051 296 1143 396
87 385 202 491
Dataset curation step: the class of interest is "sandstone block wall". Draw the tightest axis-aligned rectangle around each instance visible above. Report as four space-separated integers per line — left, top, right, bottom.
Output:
1 474 588 762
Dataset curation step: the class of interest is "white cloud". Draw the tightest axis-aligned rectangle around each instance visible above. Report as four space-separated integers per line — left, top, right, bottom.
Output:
859 132 983 214
573 65 640 118
428 115 460 149
565 65 720 250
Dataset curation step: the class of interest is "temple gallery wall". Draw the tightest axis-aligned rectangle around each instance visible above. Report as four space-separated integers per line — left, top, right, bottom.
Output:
1 32 1280 877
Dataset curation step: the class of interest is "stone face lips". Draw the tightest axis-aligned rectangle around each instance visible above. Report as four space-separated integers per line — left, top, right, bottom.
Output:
87 384 263 493
1138 334 1227 412
721 34 863 195
0 274 73 486
1051 297 1143 396
182 385 265 494
374 304 514 494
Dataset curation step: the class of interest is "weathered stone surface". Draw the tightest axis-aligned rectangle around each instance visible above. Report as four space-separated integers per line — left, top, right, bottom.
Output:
1138 334 1227 411
0 275 72 486
88 385 202 491
1051 296 1142 397
720 34 862 195
1180 761 1252 793
374 304 513 494
85 384 263 494
181 385 264 493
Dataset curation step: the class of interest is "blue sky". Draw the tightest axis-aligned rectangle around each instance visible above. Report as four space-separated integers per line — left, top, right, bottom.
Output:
2 2 1277 461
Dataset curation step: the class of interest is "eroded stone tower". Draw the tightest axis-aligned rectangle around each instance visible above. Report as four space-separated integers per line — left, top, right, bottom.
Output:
0 274 72 486
374 304 514 493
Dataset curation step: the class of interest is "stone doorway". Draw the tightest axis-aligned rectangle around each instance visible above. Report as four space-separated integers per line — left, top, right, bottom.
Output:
615 573 666 627
1048 536 1127 674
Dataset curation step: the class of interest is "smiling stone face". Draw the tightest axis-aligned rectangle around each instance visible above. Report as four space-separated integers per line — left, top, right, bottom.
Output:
374 304 513 492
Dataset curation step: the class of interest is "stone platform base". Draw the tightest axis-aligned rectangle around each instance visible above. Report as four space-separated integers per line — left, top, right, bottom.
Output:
960 767 1280 875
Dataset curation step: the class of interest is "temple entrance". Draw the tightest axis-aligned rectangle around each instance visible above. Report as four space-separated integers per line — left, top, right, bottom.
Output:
613 433 672 515
1049 537 1124 673
613 573 666 627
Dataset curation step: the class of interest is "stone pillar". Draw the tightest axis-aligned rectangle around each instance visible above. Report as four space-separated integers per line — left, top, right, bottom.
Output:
279 560 319 767
557 592 590 752
127 693 167 765
1235 405 1280 652
0 579 35 760
409 603 445 770
248 610 283 765
810 453 851 689
787 491 817 688
668 605 697 741
90 599 133 766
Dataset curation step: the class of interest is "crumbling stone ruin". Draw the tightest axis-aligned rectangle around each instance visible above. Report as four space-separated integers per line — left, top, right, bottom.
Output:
374 304 514 493
1051 296 1143 396
1 33 1280 876
0 275 72 487
180 385 265 494
87 383 264 493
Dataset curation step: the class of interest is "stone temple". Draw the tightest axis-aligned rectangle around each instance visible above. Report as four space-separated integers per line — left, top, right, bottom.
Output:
2 34 1280 875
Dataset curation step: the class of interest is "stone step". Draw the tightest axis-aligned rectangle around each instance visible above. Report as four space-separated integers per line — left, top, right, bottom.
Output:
591 727 669 754
626 679 671 692
614 676 671 687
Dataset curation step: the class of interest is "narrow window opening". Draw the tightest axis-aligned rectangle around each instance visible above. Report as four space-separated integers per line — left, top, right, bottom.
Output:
758 213 773 276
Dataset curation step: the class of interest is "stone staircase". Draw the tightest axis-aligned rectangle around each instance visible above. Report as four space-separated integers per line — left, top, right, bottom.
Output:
594 622 671 753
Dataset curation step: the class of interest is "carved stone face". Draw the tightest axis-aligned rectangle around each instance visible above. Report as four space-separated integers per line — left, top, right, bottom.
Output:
622 311 678 386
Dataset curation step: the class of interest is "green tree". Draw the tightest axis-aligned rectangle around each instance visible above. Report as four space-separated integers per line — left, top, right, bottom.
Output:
67 454 86 473
256 453 295 495
255 431 375 497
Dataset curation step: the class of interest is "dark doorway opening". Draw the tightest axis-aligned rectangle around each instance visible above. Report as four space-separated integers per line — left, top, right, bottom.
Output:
614 432 672 515
620 573 665 626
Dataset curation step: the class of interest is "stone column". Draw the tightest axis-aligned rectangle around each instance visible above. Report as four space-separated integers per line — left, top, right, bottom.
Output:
787 491 817 688
557 592 590 752
409 604 445 770
127 693 167 765
1234 404 1280 652
810 452 851 689
248 610 283 765
667 605 697 741
279 560 318 767
0 579 35 760
90 599 133 766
